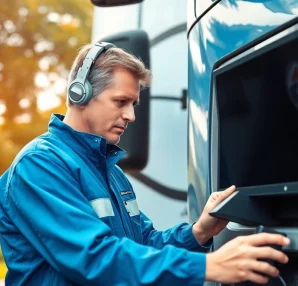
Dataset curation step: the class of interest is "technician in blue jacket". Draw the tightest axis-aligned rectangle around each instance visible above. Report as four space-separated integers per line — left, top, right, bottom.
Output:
0 42 290 286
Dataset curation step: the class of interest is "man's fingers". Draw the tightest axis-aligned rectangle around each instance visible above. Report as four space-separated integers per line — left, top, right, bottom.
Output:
251 260 279 278
245 271 269 284
246 233 290 248
253 246 289 264
240 260 278 284
215 185 236 203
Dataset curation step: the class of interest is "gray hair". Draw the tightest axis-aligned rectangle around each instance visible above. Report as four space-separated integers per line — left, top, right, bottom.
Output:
67 44 151 106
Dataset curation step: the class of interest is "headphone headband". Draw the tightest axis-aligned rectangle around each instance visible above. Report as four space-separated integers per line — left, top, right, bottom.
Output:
68 42 116 105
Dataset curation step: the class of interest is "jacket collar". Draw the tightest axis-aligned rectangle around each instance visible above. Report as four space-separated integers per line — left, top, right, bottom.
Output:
48 114 126 168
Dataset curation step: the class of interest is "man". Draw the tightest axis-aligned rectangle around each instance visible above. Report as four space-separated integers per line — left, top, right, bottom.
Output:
0 42 289 285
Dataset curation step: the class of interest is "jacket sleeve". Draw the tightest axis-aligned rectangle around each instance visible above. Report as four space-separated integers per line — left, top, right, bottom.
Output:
140 212 213 252
5 152 206 286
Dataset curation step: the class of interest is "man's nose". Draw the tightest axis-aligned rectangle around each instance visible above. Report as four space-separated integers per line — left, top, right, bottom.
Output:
122 106 136 122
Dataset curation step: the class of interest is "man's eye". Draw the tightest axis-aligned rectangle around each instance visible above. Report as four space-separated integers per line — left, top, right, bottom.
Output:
116 100 125 106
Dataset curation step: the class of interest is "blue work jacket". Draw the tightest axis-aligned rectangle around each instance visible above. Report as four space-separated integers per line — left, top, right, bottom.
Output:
0 114 210 285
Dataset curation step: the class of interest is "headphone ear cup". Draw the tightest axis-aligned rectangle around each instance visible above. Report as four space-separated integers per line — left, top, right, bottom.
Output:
68 81 86 105
68 80 92 105
80 80 93 105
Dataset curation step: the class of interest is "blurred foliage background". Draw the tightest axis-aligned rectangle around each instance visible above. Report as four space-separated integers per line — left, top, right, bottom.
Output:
0 0 94 276
0 0 93 175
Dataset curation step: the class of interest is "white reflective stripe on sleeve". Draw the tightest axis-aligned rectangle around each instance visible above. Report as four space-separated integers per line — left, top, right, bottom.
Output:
124 199 140 217
90 198 115 218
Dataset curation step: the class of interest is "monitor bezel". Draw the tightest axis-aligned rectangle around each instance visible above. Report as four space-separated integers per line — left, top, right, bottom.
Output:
210 21 298 194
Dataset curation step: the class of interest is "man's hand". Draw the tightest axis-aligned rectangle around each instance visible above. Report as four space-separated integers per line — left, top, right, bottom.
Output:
205 233 290 284
192 185 236 245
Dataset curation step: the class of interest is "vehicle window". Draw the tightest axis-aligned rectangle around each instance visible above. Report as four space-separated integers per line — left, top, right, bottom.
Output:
195 0 216 18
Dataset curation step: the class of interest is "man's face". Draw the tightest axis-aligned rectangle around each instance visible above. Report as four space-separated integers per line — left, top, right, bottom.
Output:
81 67 140 144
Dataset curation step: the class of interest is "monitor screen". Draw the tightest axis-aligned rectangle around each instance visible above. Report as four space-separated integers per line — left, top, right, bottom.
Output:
216 36 298 190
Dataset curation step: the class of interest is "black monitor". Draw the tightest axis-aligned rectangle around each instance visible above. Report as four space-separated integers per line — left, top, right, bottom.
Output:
209 22 298 226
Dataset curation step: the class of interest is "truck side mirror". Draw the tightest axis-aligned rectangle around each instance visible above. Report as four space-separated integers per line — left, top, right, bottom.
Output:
100 30 150 172
90 0 143 7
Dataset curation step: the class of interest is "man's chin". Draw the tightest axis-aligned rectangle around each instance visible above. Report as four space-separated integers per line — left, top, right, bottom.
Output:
107 137 120 145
